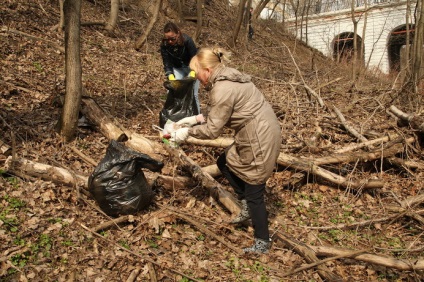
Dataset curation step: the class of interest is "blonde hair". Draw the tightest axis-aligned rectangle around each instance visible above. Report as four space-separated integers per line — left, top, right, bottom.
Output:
189 47 231 73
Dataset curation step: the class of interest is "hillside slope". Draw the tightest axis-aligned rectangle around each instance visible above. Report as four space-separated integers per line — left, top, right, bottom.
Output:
1 0 423 281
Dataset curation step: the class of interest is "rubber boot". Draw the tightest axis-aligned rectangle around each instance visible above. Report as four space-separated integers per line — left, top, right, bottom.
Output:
230 199 250 224
243 238 272 254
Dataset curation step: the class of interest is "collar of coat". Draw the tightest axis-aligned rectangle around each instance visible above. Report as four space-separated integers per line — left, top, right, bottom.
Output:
209 66 251 85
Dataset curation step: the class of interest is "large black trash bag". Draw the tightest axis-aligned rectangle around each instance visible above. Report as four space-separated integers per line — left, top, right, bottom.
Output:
159 78 199 128
88 140 164 217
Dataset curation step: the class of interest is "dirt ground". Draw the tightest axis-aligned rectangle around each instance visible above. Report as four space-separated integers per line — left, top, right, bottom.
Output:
1 0 423 281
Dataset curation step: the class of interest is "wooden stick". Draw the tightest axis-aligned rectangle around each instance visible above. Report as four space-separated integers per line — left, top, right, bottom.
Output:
274 232 343 281
334 134 399 153
281 249 367 277
332 105 368 143
309 245 424 271
164 145 240 215
0 138 11 156
389 105 424 132
168 208 243 255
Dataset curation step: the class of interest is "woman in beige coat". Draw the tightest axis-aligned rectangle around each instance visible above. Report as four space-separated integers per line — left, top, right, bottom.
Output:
171 47 281 253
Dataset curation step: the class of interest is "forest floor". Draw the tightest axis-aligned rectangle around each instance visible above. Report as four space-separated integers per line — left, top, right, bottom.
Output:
1 0 423 281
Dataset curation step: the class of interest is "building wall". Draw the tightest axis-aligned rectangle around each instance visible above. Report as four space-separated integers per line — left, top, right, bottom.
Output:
285 1 415 73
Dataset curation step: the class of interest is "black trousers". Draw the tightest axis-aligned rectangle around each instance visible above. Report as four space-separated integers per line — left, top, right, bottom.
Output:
217 152 269 240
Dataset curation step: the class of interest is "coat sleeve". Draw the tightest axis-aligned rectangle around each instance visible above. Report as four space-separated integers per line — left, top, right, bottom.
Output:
189 85 234 139
160 44 174 76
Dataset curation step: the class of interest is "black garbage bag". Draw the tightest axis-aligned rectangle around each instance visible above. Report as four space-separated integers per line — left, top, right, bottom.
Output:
88 140 164 217
159 78 199 128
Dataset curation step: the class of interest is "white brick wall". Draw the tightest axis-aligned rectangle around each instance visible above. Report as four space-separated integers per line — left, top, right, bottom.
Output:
285 2 415 73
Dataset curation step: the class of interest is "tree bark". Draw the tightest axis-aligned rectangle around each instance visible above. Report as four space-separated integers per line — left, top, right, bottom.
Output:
0 139 11 156
193 0 203 42
389 105 424 132
81 97 128 142
105 0 119 33
274 232 344 282
164 145 240 215
134 0 163 50
5 156 87 187
310 245 424 271
60 0 82 142
227 0 247 48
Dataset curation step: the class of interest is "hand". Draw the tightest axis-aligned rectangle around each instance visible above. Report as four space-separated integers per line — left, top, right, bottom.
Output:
168 74 176 81
176 114 205 126
189 70 196 78
170 127 189 144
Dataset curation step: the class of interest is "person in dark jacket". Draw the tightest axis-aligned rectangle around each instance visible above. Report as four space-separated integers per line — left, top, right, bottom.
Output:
171 47 281 254
160 22 200 113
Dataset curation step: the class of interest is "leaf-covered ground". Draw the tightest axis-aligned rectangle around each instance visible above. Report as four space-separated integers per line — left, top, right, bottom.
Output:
1 0 423 281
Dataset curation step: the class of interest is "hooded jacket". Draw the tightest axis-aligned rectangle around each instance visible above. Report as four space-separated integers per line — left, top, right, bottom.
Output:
189 66 281 184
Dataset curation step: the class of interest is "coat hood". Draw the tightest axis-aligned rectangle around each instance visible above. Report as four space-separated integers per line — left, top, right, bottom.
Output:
210 66 252 84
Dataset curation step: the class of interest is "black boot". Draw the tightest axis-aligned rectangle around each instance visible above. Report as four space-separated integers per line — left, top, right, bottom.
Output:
243 238 272 254
230 199 250 224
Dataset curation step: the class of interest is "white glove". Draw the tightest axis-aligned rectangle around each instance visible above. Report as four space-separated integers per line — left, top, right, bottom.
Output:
170 127 190 144
176 114 205 127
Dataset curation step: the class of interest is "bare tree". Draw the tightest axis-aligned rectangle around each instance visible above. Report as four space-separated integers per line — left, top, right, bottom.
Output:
134 0 163 50
410 0 423 95
105 0 119 33
59 0 83 141
193 0 204 42
254 0 272 19
227 0 247 47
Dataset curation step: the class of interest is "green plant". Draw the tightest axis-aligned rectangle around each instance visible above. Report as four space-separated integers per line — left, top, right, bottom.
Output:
0 211 20 232
33 61 43 72
4 195 25 209
147 239 158 248
11 253 29 268
119 240 130 249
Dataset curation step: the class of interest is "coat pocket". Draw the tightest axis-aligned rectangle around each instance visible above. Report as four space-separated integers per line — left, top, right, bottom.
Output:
234 120 258 165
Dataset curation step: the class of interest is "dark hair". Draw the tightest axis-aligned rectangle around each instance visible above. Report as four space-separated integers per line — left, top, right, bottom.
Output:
164 22 180 34
163 22 184 45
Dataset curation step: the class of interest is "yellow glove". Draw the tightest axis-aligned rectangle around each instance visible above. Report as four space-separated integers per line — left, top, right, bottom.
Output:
189 71 196 78
168 74 176 81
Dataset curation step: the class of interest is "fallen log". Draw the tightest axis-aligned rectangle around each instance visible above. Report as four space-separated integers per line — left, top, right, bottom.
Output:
274 232 343 281
0 138 11 156
4 156 196 192
186 137 384 190
277 153 384 189
81 97 128 142
164 145 240 215
314 137 414 166
334 134 400 154
5 156 87 187
389 105 424 132
81 97 165 159
186 136 233 148
310 245 424 271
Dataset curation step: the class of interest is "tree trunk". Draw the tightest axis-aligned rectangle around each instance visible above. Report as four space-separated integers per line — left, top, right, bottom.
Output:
193 0 203 42
59 0 82 142
254 0 271 20
134 0 163 50
59 0 65 31
227 0 247 48
105 0 119 33
80 97 128 142
411 0 424 94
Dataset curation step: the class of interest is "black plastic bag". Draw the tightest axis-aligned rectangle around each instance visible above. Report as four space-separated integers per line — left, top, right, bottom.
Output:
88 140 164 217
159 78 199 128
